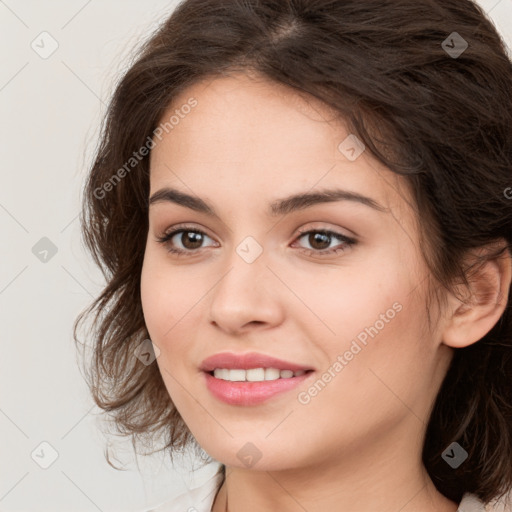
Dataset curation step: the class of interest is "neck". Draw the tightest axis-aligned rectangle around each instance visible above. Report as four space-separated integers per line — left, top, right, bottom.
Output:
211 428 459 512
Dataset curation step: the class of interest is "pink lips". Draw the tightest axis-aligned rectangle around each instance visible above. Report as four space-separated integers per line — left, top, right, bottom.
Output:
200 352 313 372
200 352 315 406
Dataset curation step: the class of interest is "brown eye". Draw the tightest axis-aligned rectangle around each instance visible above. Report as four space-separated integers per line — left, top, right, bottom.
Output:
156 226 217 255
305 232 331 250
293 229 357 257
177 231 204 250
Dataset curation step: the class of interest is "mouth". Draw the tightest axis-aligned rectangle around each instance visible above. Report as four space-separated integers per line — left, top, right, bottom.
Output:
206 368 314 382
200 352 315 406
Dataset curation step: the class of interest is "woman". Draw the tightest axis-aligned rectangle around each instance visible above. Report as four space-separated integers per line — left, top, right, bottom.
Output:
74 0 512 511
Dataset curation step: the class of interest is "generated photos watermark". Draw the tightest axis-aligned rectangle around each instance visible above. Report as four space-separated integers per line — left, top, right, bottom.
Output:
93 97 198 200
297 301 403 405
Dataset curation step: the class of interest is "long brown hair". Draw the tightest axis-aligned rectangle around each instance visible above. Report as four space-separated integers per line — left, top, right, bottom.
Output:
74 0 512 504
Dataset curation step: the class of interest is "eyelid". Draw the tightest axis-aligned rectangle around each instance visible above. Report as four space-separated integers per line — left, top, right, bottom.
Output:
294 223 355 239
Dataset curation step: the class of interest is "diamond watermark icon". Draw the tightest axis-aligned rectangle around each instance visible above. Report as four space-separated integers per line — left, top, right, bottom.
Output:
32 237 58 263
237 442 262 468
442 32 468 59
31 441 59 469
442 441 468 469
31 31 59 59
338 134 365 161
236 236 263 264
134 338 160 365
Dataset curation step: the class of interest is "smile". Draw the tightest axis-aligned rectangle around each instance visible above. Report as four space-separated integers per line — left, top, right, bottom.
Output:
211 368 307 382
200 351 316 405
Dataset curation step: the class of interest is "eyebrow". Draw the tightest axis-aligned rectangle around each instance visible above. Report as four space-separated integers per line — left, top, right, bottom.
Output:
148 187 388 217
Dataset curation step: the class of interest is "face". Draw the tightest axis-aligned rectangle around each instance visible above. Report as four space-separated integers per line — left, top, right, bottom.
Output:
140 72 453 472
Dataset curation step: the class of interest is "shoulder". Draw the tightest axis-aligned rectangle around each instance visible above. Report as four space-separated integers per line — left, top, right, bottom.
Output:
142 470 224 512
458 489 512 512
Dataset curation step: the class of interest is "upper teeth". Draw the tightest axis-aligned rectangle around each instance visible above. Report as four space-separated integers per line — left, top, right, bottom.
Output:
213 368 306 382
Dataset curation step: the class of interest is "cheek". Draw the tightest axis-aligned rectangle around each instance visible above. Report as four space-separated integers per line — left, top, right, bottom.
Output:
308 292 433 432
140 254 167 337
291 246 431 393
140 251 210 396
140 256 198 408
289 252 410 344
141 251 198 338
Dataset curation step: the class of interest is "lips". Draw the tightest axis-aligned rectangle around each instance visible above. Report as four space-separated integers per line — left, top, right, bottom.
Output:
199 352 316 405
199 352 314 373
203 370 313 406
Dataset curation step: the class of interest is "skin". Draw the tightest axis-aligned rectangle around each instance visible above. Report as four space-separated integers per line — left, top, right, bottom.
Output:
140 72 511 512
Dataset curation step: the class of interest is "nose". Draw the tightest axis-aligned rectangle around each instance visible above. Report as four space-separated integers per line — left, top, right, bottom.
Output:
207 252 285 335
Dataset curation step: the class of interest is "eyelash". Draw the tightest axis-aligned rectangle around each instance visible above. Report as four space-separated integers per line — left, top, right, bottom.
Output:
155 224 357 258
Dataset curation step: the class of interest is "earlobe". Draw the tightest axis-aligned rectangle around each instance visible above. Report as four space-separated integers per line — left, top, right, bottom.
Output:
441 243 512 349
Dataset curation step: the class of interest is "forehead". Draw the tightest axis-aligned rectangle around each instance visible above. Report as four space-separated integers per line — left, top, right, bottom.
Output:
148 72 412 218
153 73 341 161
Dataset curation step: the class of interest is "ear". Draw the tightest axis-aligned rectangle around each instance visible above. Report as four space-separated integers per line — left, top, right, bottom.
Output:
441 241 512 349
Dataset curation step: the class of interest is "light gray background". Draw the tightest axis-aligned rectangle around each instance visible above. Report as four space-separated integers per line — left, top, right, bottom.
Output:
1 1 511 511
